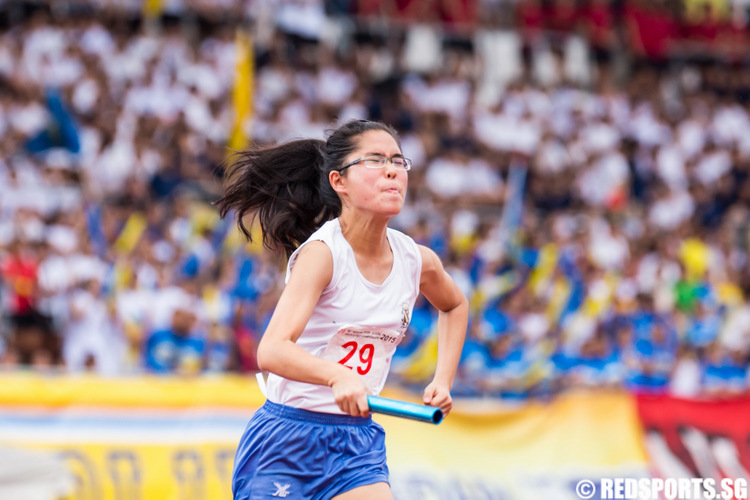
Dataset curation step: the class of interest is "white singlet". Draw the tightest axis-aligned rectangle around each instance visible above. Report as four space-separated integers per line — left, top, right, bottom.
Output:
265 218 423 414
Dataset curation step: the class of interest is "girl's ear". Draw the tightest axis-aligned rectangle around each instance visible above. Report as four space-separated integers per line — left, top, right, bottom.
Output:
329 170 347 195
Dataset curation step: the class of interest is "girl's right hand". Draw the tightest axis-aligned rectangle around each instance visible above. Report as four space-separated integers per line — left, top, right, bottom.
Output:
329 367 371 417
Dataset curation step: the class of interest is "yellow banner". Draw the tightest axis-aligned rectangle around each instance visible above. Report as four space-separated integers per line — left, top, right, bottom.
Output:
0 374 649 500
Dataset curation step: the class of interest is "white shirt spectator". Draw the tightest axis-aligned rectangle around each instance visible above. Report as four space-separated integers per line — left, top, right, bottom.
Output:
474 108 541 154
518 312 550 344
184 92 216 136
0 36 16 78
68 253 108 285
649 189 695 230
629 103 672 147
178 61 224 100
451 209 480 242
9 100 47 136
712 104 748 146
87 139 136 193
676 118 706 160
315 65 357 107
200 36 235 87
694 150 731 186
116 285 151 329
425 156 470 199
422 78 472 123
150 286 208 334
103 46 148 85
38 252 75 296
276 0 326 40
72 78 100 115
21 25 67 79
398 133 427 171
670 353 702 397
64 284 123 375
338 100 368 124
465 158 504 197
588 220 630 271
257 64 294 106
536 137 571 174
45 50 85 88
402 24 442 74
656 144 688 189
720 305 750 353
524 87 555 119
77 126 102 168
580 121 620 155
80 22 116 58
577 151 629 207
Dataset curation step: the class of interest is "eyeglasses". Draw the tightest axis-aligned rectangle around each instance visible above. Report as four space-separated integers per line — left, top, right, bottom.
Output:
337 154 412 172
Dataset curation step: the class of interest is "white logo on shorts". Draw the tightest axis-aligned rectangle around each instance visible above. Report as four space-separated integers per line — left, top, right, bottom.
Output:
272 482 291 498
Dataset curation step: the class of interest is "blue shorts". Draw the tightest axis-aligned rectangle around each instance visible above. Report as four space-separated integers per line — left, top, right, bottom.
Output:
232 400 390 500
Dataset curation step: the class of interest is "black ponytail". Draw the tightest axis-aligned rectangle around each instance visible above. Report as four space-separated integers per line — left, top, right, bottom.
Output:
216 120 399 258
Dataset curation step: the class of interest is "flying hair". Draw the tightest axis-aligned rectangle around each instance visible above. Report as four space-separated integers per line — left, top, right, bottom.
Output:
215 120 399 258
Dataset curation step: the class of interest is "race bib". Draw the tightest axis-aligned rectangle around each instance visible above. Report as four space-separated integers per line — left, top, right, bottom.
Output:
321 324 404 394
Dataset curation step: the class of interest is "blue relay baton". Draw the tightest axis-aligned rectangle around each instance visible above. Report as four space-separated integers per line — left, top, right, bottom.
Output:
367 396 443 425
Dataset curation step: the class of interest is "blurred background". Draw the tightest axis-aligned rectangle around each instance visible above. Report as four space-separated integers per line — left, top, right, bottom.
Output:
0 0 749 499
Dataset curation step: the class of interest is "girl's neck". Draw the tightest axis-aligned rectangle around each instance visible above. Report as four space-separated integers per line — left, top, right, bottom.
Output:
338 213 390 258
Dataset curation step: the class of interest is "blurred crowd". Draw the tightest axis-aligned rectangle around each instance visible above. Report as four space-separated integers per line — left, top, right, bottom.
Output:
1 0 750 401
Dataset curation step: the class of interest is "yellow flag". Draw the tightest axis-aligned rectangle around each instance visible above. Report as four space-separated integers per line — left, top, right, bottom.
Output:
142 0 163 19
717 282 743 306
113 259 133 291
224 219 265 255
546 276 571 320
529 243 558 296
229 30 254 151
190 202 220 235
398 332 439 383
680 237 709 280
683 0 727 22
114 212 147 254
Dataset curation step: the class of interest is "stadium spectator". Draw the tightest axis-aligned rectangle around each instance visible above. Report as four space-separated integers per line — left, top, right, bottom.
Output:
0 0 748 401
144 306 207 375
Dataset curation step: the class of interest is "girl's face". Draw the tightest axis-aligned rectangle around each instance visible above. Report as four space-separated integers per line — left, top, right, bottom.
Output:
330 130 408 218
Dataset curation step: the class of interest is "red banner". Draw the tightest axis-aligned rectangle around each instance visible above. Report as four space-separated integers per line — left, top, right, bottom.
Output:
637 394 750 483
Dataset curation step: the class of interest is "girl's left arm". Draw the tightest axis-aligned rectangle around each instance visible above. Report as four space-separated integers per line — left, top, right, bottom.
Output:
418 245 469 416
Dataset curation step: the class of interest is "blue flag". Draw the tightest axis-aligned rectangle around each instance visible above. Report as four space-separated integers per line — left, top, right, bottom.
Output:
26 88 80 154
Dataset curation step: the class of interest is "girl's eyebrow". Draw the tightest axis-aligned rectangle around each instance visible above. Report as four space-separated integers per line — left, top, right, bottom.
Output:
364 151 405 158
